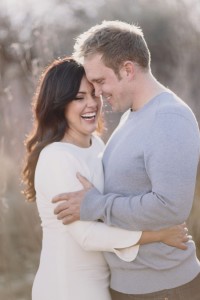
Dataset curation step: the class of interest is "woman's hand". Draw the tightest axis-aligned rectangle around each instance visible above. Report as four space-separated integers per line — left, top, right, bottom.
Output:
158 223 191 250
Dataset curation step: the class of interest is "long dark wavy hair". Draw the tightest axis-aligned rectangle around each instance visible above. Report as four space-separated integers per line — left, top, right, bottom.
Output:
22 57 102 202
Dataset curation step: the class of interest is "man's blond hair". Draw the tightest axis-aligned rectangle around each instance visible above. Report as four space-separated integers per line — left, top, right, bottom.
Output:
73 20 151 75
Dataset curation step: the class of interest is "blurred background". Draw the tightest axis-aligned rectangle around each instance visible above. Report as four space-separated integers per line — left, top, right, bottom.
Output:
0 0 200 299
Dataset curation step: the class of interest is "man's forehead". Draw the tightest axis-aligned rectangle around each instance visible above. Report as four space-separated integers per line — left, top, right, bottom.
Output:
84 61 104 81
84 53 103 66
85 71 104 83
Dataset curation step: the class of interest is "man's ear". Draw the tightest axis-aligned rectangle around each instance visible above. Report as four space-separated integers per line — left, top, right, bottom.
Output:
121 61 135 79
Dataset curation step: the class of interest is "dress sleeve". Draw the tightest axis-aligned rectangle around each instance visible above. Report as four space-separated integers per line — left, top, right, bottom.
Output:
35 145 142 262
67 221 141 262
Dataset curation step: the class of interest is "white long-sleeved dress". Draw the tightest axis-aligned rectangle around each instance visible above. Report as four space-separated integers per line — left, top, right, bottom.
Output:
32 135 142 300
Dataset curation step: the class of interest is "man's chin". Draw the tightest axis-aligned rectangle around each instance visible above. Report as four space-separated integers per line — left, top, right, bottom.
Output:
110 104 119 112
111 106 125 113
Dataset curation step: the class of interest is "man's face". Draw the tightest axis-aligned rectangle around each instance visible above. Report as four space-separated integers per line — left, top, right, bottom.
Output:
84 54 132 112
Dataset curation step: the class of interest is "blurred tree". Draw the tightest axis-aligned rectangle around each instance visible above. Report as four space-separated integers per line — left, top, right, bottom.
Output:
0 0 200 299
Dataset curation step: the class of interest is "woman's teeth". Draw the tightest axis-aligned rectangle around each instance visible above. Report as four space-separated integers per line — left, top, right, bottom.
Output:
81 112 96 120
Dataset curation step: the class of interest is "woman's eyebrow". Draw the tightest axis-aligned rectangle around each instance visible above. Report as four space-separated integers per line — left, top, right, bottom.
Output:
77 91 86 94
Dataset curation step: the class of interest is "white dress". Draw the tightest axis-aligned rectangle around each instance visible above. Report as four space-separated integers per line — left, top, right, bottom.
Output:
32 135 142 300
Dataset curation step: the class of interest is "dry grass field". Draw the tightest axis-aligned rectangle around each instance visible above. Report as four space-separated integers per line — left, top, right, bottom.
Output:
0 0 200 299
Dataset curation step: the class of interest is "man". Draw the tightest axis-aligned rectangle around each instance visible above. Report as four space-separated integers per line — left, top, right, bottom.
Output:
53 21 200 299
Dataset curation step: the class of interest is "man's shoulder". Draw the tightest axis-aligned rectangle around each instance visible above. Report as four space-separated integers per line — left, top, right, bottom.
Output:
157 92 197 123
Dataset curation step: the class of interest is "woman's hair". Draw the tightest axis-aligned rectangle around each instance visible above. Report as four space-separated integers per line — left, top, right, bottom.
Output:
22 57 102 202
73 20 150 75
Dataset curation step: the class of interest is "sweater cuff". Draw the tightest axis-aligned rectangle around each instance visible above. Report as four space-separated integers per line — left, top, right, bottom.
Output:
80 187 103 221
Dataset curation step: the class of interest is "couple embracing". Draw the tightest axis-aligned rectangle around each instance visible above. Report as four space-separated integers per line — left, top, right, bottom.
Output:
22 21 200 300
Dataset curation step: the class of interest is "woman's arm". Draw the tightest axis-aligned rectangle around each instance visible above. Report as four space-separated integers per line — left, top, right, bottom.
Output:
137 223 189 250
68 221 189 262
36 146 188 263
35 147 141 261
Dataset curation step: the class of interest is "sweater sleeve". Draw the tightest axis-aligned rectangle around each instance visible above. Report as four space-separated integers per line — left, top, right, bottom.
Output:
80 113 200 230
35 145 141 261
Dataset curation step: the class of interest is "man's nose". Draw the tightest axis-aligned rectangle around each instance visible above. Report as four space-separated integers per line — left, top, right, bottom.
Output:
94 85 102 97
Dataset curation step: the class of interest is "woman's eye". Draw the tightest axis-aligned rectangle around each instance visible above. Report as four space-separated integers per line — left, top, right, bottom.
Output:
74 97 84 101
91 93 99 100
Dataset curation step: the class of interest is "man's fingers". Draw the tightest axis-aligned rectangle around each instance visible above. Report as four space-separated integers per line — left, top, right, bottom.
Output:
63 215 77 225
76 172 93 190
52 188 83 223
52 193 69 203
54 202 69 215
57 209 70 220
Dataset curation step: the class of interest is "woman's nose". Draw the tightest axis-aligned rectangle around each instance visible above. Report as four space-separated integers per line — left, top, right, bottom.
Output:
87 95 98 107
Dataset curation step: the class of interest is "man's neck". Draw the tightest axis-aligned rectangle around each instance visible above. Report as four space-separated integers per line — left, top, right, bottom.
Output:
131 72 168 111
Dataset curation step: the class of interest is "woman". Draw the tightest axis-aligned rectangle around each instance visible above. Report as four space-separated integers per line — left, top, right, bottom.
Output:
22 57 189 300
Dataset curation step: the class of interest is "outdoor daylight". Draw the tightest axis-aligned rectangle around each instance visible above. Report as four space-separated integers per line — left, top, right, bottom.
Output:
1 0 200 299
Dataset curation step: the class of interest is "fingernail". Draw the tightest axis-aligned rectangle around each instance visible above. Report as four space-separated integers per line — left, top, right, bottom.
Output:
76 172 82 179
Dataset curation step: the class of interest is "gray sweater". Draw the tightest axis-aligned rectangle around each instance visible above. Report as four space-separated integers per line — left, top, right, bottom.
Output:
81 91 200 294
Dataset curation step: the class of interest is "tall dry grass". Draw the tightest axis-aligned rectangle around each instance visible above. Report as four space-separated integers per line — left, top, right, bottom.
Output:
0 0 200 299
0 151 42 299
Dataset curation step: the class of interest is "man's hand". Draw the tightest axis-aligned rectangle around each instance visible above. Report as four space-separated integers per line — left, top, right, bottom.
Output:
52 173 93 225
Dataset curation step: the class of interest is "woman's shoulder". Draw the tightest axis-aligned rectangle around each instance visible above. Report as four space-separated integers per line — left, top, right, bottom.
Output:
92 134 105 149
39 142 76 163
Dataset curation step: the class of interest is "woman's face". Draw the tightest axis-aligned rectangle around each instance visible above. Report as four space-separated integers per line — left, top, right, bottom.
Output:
64 75 102 143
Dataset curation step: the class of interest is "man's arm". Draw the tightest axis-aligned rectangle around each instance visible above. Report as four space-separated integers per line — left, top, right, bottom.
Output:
54 113 200 231
80 114 200 230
